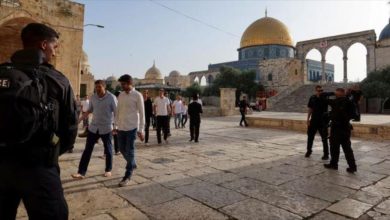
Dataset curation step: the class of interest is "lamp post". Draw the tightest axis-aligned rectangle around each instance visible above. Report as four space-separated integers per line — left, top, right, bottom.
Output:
84 24 104 28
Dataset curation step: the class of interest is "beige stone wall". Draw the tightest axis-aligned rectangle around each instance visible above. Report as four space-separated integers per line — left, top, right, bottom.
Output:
259 58 303 94
0 0 85 94
165 75 191 89
376 39 390 70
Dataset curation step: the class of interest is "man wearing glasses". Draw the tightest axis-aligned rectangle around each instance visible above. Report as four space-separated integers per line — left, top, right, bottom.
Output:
306 85 330 160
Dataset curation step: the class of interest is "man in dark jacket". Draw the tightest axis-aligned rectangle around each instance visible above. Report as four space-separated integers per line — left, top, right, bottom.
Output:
306 85 330 160
143 90 153 144
188 94 203 143
324 88 357 173
239 96 249 127
0 23 78 220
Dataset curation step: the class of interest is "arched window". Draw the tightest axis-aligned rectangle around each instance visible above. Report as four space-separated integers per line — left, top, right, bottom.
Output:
264 48 269 58
275 48 280 57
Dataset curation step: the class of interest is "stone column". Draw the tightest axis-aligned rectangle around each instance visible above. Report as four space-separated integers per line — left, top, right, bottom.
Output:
321 58 326 84
343 56 348 83
220 88 237 116
366 45 376 74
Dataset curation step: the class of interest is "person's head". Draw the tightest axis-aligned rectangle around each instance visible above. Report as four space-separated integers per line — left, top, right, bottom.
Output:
94 80 106 96
143 90 149 99
21 23 59 63
118 74 133 92
159 89 165 97
164 91 169 97
76 94 80 100
335 88 346 98
176 95 181 101
315 85 323 96
183 100 186 105
85 95 89 100
192 94 198 101
243 96 247 100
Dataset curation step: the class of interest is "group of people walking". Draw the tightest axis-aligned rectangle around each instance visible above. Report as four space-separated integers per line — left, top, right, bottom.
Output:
71 77 204 187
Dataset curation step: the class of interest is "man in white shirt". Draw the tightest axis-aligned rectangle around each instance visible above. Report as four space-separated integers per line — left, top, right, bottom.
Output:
154 89 171 144
115 74 145 187
172 95 184 129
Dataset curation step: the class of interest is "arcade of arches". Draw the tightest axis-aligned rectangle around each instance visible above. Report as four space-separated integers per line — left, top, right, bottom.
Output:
0 0 86 95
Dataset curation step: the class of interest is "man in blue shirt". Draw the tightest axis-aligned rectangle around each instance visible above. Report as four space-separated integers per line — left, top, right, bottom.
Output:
72 80 117 179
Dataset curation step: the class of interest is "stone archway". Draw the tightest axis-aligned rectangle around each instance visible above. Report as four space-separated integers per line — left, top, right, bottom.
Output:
0 17 36 63
296 30 376 83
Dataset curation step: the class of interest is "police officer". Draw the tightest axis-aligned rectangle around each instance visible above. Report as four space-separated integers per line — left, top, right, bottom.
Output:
324 88 357 173
0 23 78 219
188 94 203 143
306 85 329 160
239 96 249 127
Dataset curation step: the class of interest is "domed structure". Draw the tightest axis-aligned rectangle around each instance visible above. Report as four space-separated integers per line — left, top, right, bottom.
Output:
106 76 117 82
169 70 181 77
237 15 295 61
240 16 294 48
145 62 163 80
379 19 390 42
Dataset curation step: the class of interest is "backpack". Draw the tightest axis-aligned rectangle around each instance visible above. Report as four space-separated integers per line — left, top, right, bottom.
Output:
0 63 53 147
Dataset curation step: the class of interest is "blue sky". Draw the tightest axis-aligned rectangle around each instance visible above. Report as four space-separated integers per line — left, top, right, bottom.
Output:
76 0 390 82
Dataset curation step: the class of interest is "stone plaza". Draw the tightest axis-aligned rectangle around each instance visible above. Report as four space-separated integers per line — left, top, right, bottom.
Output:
14 115 390 220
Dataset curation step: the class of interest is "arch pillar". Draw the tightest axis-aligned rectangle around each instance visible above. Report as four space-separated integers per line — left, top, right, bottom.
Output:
366 45 376 74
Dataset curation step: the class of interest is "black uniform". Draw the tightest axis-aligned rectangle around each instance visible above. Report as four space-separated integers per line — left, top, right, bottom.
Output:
188 101 203 142
327 97 357 169
0 50 78 220
144 98 153 143
349 90 362 121
307 94 330 157
239 100 249 127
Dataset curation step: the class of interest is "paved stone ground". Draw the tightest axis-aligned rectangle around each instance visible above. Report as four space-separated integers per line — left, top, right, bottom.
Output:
16 116 390 220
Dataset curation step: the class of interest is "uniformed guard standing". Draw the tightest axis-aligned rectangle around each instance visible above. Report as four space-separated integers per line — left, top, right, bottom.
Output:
324 88 357 173
0 23 78 219
306 85 330 160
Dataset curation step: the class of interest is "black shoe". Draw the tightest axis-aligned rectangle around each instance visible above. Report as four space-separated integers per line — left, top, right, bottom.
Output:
305 151 312 158
322 155 329 160
324 164 338 170
346 167 357 173
195 140 199 143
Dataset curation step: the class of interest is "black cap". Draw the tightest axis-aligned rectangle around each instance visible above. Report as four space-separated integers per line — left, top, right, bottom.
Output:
118 74 132 83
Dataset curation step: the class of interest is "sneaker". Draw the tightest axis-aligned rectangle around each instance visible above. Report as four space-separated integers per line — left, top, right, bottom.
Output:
71 173 85 180
99 155 106 159
104 172 112 177
324 164 338 170
115 152 121 156
346 167 357 173
305 151 312 158
321 155 329 160
118 178 130 187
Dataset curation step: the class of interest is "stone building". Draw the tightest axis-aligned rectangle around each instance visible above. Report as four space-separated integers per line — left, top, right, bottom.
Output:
164 70 191 89
0 0 86 94
79 51 95 97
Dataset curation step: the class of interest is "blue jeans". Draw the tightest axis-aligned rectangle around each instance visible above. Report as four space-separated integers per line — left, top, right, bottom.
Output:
78 131 113 175
174 113 182 128
118 129 137 179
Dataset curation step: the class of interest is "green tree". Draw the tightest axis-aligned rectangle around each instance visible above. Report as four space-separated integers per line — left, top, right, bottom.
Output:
361 66 390 98
183 83 201 98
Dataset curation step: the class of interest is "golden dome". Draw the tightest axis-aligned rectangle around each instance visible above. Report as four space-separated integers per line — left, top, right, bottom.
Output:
240 16 293 49
145 62 163 80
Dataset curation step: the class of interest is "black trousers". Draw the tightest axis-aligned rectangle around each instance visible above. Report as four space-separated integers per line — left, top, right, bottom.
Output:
156 116 169 143
240 111 248 126
145 117 150 143
329 126 357 168
113 133 119 153
190 120 200 141
182 114 188 127
307 121 329 156
0 162 68 220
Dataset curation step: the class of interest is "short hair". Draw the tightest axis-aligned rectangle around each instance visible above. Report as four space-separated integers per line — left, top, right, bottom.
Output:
192 94 198 100
336 88 345 93
95 80 106 86
21 23 59 48
315 85 322 90
118 74 132 83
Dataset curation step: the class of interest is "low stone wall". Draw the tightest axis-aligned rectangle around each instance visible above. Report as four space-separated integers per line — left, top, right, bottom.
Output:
246 116 390 141
202 96 220 107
